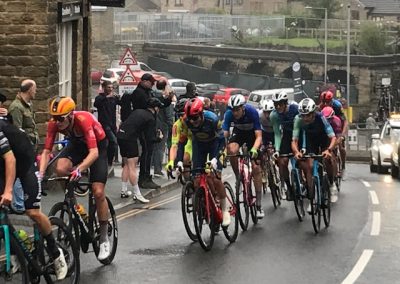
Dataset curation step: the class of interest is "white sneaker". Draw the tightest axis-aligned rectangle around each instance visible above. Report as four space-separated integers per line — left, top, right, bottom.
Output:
133 193 149 204
307 203 312 214
222 211 231 227
10 255 20 274
97 240 110 261
257 208 265 219
120 190 132 198
330 183 338 203
54 248 68 280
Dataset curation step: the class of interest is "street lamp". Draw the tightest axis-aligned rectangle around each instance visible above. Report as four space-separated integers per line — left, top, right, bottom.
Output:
305 6 328 83
346 3 351 107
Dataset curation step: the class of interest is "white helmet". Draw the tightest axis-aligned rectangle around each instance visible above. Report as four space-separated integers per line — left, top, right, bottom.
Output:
228 94 246 108
272 91 288 102
261 99 275 112
299 98 317 114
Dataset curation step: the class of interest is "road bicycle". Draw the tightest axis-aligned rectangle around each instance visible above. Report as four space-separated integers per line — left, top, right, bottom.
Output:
181 165 238 251
291 154 331 234
333 146 342 192
226 144 258 231
259 144 282 209
46 176 118 265
0 205 79 283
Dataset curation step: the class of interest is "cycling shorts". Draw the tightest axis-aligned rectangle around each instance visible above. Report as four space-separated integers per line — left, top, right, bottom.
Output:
279 130 293 155
262 130 274 146
0 164 41 210
299 134 330 155
118 138 139 159
228 129 256 149
58 138 108 184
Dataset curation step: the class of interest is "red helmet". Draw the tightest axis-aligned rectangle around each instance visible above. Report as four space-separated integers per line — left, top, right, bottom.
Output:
185 97 203 118
320 90 334 103
321 106 335 119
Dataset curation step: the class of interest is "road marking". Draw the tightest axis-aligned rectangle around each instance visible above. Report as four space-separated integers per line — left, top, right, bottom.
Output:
341 249 373 284
369 191 379 205
370 211 381 236
361 180 371 188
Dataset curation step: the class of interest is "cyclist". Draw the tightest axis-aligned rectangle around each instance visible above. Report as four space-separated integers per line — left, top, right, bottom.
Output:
39 96 111 261
259 99 275 146
223 95 264 219
184 97 231 227
319 90 348 176
291 98 338 204
166 99 192 179
270 91 299 201
0 119 67 280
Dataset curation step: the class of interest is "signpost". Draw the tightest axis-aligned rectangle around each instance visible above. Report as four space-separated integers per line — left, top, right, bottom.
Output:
118 48 138 96
292 61 303 101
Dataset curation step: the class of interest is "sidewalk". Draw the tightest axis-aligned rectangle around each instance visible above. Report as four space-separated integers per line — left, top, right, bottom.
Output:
40 167 178 215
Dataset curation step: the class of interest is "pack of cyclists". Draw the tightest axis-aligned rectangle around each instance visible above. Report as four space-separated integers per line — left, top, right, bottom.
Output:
0 86 348 278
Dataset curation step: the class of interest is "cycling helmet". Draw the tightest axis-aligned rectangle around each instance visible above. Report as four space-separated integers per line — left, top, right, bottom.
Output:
299 98 316 115
321 106 335 119
272 91 288 102
228 94 246 109
175 98 189 116
49 96 76 116
261 99 275 112
320 90 334 103
185 97 203 117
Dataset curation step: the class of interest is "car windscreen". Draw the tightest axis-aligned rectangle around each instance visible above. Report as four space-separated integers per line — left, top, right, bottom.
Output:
103 70 113 78
116 71 124 77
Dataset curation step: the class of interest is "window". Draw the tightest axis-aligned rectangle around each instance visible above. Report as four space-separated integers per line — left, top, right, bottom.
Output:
58 22 72 98
175 0 183 6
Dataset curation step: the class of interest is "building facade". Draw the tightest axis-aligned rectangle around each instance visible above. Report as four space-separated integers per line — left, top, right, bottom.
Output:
0 0 91 136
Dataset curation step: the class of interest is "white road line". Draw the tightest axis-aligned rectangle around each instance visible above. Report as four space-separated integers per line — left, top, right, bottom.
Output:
369 191 379 205
370 211 381 236
341 249 374 284
361 180 371 188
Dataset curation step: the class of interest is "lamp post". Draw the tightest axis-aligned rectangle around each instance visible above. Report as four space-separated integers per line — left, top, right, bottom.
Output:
306 6 328 83
346 3 351 107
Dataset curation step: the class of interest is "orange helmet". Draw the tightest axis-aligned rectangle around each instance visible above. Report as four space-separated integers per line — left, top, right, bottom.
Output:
49 96 76 116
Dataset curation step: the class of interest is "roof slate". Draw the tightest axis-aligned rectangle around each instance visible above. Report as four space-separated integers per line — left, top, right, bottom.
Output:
359 0 400 14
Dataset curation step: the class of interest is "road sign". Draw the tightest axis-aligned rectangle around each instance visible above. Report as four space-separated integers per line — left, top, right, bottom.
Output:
119 67 137 85
348 129 358 145
119 48 137 65
119 85 137 97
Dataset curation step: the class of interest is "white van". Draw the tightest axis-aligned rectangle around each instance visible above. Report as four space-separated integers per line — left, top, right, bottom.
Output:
247 88 296 109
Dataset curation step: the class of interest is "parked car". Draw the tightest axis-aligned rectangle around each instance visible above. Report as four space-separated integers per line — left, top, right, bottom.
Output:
100 68 125 86
153 71 174 79
111 60 154 72
168 79 189 97
213 88 250 105
91 68 103 84
247 88 296 110
370 115 400 174
196 83 226 100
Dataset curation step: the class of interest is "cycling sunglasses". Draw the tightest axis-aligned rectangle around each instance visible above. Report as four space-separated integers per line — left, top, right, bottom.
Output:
300 112 314 118
273 101 286 107
52 114 69 122
188 115 201 122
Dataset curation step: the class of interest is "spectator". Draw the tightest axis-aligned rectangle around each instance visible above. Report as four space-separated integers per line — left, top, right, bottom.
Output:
152 80 175 177
117 98 164 202
8 79 39 213
366 112 378 129
94 81 120 168
178 82 197 101
120 73 173 189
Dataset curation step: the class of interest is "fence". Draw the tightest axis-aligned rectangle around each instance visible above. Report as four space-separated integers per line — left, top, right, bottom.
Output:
347 123 382 151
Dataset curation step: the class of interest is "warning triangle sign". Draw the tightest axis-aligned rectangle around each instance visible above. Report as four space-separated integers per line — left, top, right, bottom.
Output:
119 67 137 85
119 48 138 65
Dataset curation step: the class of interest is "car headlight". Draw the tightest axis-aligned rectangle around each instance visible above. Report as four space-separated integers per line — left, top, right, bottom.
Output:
380 144 393 155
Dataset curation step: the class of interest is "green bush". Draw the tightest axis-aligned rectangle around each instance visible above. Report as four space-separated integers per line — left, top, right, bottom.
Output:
358 23 387 55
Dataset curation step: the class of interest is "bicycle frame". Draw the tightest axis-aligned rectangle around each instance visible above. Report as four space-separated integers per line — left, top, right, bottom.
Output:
196 172 223 225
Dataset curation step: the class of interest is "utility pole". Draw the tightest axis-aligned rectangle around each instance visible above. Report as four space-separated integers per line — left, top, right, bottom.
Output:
230 0 233 15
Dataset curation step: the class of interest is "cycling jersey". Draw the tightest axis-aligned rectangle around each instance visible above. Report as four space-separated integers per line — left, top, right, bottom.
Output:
44 111 106 151
320 99 347 122
222 104 261 132
186 110 220 142
171 118 192 160
328 115 343 136
270 103 299 153
259 110 273 133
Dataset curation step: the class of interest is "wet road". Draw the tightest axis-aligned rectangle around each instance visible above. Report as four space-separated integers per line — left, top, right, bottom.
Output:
77 163 400 284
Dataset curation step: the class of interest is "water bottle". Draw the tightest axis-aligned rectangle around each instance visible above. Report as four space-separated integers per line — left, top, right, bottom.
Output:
76 203 88 222
17 230 32 251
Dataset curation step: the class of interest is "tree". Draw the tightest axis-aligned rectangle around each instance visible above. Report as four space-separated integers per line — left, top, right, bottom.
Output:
303 0 341 18
358 23 387 55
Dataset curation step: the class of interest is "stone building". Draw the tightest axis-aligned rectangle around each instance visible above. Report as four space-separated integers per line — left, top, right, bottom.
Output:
0 0 91 137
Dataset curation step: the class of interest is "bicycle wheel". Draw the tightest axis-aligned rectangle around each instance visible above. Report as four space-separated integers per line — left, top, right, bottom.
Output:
322 173 331 228
0 232 29 283
92 197 118 265
193 187 215 251
310 177 321 234
291 169 305 222
236 176 249 231
48 202 81 249
222 182 239 243
268 165 281 209
47 216 80 284
181 181 197 241
335 154 342 192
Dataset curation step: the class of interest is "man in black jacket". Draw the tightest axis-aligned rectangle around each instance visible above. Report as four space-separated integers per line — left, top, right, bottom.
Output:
94 81 120 167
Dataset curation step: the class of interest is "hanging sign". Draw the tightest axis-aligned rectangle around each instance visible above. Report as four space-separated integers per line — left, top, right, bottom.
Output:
119 48 138 66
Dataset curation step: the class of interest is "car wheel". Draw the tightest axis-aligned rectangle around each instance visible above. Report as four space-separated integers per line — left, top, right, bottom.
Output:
391 162 399 178
377 153 387 174
370 156 377 173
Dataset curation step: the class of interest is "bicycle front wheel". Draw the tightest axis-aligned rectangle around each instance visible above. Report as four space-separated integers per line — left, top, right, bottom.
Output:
311 177 321 234
249 178 258 225
181 181 197 242
291 169 305 222
0 232 29 283
92 197 118 265
268 164 281 209
322 173 331 228
222 182 239 243
236 177 249 231
193 187 215 251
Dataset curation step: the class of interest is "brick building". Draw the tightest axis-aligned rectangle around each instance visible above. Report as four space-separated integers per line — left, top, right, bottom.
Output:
0 0 91 136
